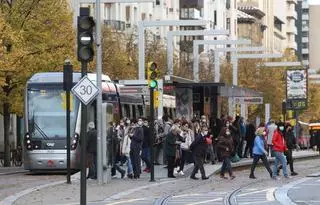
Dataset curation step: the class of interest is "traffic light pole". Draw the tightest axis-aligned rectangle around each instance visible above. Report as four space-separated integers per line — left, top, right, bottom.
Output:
66 86 71 184
80 62 87 205
63 61 73 184
149 87 155 182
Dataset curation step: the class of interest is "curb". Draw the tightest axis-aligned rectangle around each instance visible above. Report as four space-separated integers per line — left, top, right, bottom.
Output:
274 177 310 205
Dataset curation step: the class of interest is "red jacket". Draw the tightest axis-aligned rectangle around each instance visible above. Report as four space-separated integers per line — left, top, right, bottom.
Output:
272 130 287 152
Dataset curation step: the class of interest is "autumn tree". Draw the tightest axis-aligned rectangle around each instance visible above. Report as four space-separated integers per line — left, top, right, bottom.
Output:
101 27 167 80
0 0 75 166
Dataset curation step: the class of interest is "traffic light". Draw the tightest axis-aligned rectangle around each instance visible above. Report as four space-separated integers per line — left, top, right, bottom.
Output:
77 7 95 62
154 90 159 108
147 62 158 88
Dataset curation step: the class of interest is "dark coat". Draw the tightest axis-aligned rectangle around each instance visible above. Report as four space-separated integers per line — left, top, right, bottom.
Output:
246 123 256 147
285 130 296 150
130 126 144 150
217 135 234 158
86 129 97 154
165 132 177 157
190 134 207 157
142 125 152 148
107 127 119 156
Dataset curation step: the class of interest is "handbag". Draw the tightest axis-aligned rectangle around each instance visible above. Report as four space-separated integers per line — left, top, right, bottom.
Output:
205 137 212 145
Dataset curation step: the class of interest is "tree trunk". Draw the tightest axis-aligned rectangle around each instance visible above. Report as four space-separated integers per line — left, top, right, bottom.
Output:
3 102 11 167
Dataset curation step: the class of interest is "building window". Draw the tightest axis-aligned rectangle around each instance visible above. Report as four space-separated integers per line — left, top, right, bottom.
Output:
302 32 308 37
226 18 230 30
226 0 230 9
302 43 308 48
214 10 217 26
125 6 130 22
180 8 188 18
141 13 146 20
302 54 309 60
156 0 160 5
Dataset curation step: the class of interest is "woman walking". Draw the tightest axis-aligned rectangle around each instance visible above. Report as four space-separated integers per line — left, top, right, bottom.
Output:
217 125 235 180
272 122 290 179
165 125 181 178
249 127 272 179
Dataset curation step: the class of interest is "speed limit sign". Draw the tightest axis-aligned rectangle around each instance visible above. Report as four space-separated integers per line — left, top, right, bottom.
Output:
71 76 99 105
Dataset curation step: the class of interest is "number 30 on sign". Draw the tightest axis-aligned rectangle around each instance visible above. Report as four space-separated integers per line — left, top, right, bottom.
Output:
71 76 99 105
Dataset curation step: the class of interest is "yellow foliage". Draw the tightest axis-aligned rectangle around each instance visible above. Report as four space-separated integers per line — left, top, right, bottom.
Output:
0 0 76 115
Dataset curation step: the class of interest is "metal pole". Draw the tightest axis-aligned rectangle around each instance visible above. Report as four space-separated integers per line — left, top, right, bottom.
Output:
294 110 299 139
80 62 87 205
138 22 145 80
214 51 220 82
149 87 155 182
66 88 71 184
95 0 103 185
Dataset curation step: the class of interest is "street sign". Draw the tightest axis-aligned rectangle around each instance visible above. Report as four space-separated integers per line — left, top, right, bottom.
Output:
72 76 99 105
119 86 148 95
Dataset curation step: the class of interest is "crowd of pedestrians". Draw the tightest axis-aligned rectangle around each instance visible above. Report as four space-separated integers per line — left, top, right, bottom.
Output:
85 114 300 181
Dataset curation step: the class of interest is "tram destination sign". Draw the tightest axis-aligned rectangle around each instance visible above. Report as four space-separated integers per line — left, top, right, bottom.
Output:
71 76 99 105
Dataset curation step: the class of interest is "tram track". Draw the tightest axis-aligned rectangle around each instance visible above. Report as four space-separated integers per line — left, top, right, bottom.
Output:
224 179 264 205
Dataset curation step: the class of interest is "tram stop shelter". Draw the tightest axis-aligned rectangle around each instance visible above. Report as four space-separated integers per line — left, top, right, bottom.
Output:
163 75 263 120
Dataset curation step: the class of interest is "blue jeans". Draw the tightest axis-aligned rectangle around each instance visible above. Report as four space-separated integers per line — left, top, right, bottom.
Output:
141 147 151 169
126 155 133 175
220 157 232 176
273 151 288 177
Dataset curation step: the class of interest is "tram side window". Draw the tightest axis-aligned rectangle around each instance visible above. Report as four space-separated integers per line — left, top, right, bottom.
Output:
138 105 143 117
121 105 125 118
124 104 130 119
163 107 168 117
132 105 136 119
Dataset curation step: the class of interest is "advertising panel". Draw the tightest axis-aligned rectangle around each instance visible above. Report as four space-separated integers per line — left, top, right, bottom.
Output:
286 69 308 110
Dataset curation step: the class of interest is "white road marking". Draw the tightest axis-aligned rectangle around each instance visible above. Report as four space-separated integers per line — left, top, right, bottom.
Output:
295 200 320 203
185 197 223 205
105 198 147 205
266 187 276 201
238 188 270 197
172 194 202 198
238 201 276 205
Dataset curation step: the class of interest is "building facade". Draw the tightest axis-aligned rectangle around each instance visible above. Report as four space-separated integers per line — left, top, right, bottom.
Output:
309 4 320 71
296 0 310 66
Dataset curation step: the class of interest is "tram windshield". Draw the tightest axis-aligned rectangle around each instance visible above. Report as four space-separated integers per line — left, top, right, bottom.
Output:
27 86 80 139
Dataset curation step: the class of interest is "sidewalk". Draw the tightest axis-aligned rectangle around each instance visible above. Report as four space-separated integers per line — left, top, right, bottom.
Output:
3 149 319 205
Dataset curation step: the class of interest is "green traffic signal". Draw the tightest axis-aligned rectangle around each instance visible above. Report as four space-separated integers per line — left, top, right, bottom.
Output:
149 79 158 88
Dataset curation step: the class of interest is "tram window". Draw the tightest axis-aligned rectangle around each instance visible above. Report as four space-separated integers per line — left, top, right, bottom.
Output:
138 105 143 117
124 104 130 119
163 107 168 116
132 105 136 119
